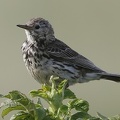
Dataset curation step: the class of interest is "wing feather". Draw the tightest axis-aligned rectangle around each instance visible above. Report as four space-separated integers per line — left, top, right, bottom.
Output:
46 39 103 72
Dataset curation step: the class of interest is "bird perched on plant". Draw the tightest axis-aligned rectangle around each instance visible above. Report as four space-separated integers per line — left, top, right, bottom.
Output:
17 17 120 87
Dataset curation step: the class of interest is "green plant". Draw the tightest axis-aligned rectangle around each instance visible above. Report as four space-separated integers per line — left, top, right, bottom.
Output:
0 77 120 120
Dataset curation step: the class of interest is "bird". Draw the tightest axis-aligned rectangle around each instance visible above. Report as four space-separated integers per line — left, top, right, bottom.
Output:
17 17 120 87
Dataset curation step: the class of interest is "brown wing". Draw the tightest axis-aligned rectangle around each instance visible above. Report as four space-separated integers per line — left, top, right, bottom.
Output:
46 39 103 72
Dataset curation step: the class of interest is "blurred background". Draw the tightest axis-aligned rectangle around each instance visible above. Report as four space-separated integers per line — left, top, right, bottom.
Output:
0 0 120 119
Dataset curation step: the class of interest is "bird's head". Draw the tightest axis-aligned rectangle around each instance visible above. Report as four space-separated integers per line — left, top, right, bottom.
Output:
17 18 54 41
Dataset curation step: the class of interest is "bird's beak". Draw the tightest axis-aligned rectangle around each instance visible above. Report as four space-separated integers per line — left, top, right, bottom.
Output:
17 24 32 30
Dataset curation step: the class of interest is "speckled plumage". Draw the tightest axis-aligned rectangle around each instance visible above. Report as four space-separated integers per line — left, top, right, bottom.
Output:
17 17 120 86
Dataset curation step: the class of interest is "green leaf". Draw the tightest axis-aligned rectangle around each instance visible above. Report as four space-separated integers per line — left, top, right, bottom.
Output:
4 91 26 100
110 115 120 120
0 99 26 118
42 84 51 92
64 89 76 99
34 107 46 120
3 91 31 106
0 99 14 108
42 115 55 120
97 112 109 120
68 99 89 112
0 99 25 110
71 112 94 120
10 111 34 120
60 105 68 113
30 90 48 100
0 79 120 120
57 79 68 90
1 105 25 118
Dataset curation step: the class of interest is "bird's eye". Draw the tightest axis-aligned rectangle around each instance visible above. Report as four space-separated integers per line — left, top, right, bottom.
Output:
42 22 46 25
39 21 47 26
35 25 40 29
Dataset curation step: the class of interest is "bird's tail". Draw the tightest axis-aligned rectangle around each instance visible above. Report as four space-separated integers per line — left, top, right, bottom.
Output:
99 73 120 82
